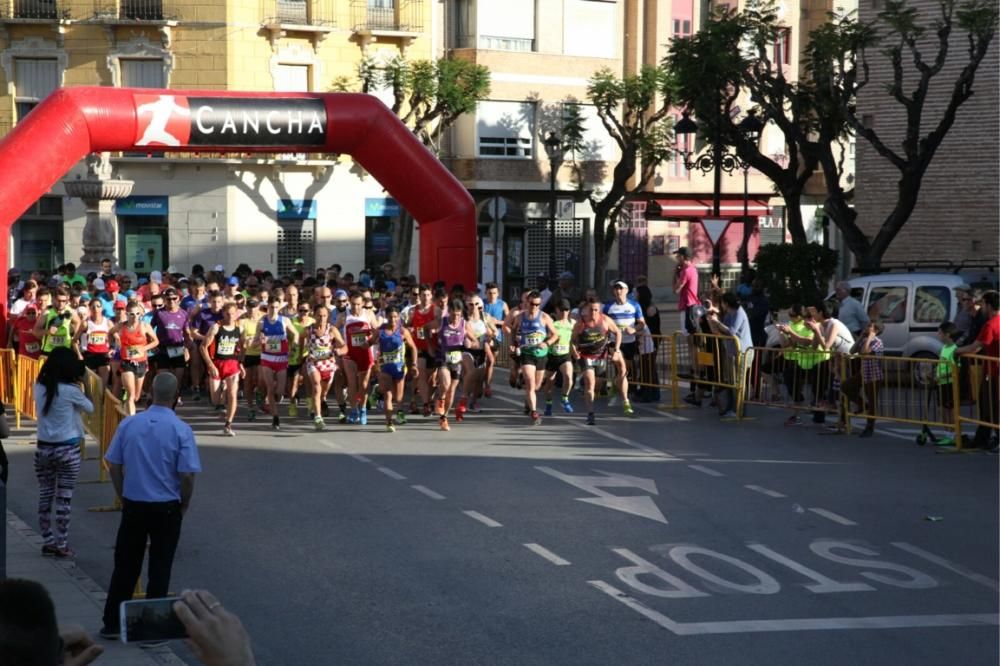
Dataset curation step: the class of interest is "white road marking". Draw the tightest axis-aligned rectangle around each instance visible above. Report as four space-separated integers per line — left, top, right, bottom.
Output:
319 439 341 449
892 542 1000 592
688 464 724 477
696 458 842 465
536 466 668 524
411 485 446 500
524 543 571 566
463 510 503 528
349 454 373 464
589 579 999 634
744 485 787 498
807 508 858 526
376 466 406 481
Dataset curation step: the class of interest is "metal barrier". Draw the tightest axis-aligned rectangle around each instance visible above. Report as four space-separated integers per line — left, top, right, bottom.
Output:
14 354 42 426
88 389 128 510
743 345 841 420
674 332 743 414
956 354 999 448
0 348 15 407
629 334 681 408
80 369 106 460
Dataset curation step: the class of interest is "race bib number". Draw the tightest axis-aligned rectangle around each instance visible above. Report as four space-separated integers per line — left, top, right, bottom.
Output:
166 345 185 358
415 328 426 340
48 335 67 347
311 344 332 360
25 342 40 353
351 333 368 347
446 350 463 365
554 343 570 356
87 332 107 347
524 332 544 347
217 339 237 356
265 336 284 353
381 347 404 365
126 346 144 360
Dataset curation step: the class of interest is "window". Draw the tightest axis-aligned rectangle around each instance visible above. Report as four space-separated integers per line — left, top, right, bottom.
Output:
773 28 791 66
868 286 908 324
672 19 692 37
274 63 310 91
14 58 57 121
564 0 616 58
914 286 950 324
478 0 534 51
121 59 165 88
477 100 534 159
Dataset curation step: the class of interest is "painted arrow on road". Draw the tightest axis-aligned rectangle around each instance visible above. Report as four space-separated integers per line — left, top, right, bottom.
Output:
535 466 668 524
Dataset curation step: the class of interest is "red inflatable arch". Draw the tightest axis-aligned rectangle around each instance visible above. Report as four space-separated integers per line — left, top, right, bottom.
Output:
0 87 475 303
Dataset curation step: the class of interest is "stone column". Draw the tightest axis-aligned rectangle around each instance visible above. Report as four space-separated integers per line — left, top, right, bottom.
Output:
62 153 134 274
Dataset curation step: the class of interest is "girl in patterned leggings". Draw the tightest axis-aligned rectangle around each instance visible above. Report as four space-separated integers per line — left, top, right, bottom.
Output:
33 348 94 558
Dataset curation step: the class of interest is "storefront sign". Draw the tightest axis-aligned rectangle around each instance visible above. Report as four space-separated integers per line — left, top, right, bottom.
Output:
133 94 328 148
116 196 168 216
365 198 401 217
124 234 163 272
277 199 317 220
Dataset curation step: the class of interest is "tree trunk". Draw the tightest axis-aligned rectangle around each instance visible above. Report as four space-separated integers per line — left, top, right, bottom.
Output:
390 213 415 278
592 208 609 292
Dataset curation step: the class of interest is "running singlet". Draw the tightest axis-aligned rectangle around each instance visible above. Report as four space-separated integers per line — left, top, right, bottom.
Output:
469 319 489 348
289 319 308 365
83 319 111 354
378 326 406 372
195 308 222 339
409 307 435 351
307 326 335 361
345 314 374 358
603 300 643 344
576 320 610 358
151 309 188 356
482 301 505 342
120 325 147 363
552 320 574 357
260 316 289 360
214 326 240 360
438 318 466 367
41 310 73 353
518 312 548 358
15 318 41 358
240 319 262 357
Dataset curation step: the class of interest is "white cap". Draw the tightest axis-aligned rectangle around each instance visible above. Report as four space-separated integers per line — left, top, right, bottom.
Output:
213 264 225 272
166 265 177 274
93 277 105 290
150 270 163 283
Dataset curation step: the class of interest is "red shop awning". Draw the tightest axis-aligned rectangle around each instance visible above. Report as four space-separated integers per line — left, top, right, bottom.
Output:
648 198 772 218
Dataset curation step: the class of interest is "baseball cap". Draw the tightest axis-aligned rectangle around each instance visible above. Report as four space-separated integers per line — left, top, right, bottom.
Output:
227 276 240 286
137 278 148 286
80 293 92 302
105 279 120 293
611 280 629 290
294 258 305 265
150 270 163 283
114 300 127 310
558 271 574 280
334 289 348 298
213 264 225 272
93 277 105 291
24 305 38 314
674 246 691 258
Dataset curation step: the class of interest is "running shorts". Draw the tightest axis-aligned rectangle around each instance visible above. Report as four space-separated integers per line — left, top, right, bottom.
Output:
83 352 109 370
214 359 241 380
546 354 571 373
120 360 147 378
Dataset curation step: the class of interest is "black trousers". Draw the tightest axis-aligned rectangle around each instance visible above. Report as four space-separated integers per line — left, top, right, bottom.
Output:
102 499 183 630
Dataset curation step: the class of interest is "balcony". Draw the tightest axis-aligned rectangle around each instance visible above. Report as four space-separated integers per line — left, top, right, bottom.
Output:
92 0 172 21
350 0 422 36
262 0 335 45
0 0 66 20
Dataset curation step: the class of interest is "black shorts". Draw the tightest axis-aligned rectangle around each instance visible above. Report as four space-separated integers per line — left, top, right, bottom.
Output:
577 355 607 374
288 364 301 377
244 355 261 368
619 342 638 361
155 346 187 369
120 360 148 379
445 362 463 380
520 354 547 367
419 350 439 369
546 354 571 372
83 352 109 370
467 349 487 369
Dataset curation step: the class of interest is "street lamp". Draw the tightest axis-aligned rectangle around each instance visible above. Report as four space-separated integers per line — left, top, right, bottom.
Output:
675 108 764 276
543 131 563 282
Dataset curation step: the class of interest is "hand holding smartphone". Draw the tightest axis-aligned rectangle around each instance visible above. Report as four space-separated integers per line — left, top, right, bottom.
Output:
121 597 188 643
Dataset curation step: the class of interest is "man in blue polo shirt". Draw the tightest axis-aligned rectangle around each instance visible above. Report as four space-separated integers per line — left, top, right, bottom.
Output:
100 373 201 640
603 280 645 416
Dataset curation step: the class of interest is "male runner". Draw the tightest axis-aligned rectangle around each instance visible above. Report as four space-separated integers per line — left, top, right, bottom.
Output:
573 297 622 425
542 299 576 416
201 302 244 436
256 299 299 430
603 281 643 416
337 290 380 425
370 305 419 432
406 284 439 417
509 290 559 425
481 282 509 397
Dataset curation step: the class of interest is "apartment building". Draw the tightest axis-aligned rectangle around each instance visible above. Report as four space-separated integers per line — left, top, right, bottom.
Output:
1 0 433 276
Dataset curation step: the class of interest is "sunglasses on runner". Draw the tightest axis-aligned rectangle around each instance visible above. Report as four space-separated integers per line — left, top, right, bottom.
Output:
529 301 542 306
298 308 310 314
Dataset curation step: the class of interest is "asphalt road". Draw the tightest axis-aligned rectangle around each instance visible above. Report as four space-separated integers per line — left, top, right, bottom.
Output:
4 376 998 666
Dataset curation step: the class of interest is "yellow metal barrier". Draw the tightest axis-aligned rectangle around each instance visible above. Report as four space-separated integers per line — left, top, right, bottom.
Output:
14 354 43 427
88 388 128 511
673 332 743 416
629 334 681 409
742 345 842 421
80 369 106 460
0 348 15 407
956 354 999 449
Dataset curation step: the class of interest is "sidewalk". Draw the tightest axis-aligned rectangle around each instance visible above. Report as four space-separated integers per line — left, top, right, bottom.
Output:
5 510 185 666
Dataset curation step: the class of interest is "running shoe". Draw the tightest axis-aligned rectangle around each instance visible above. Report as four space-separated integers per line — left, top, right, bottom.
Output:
784 414 802 427
719 410 738 420
586 412 596 426
288 400 298 417
41 544 58 557
422 403 432 417
623 401 634 416
395 411 407 425
386 423 396 433
338 410 348 424
271 415 280 431
247 408 256 422
223 424 235 437
467 400 481 413
439 415 450 431
409 401 420 415
484 385 493 398
683 394 702 408
348 408 358 425
192 389 202 403
314 416 325 431
214 403 225 413
561 397 574 414
544 402 553 417
359 408 368 426
456 399 467 421
531 410 542 426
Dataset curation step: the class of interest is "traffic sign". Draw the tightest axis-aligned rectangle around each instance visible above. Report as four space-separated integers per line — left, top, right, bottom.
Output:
701 218 731 246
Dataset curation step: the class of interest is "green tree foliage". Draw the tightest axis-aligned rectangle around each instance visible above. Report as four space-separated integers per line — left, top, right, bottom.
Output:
754 242 839 309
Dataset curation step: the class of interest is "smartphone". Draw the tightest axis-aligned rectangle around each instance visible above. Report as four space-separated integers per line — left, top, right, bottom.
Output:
120 597 188 643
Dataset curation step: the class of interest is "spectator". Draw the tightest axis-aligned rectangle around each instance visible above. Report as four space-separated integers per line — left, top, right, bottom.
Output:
744 279 771 348
98 258 115 283
34 348 93 559
545 271 583 315
775 304 824 426
0 578 104 666
10 279 38 316
842 320 885 438
101 373 201 640
808 300 855 425
735 270 755 300
834 281 869 338
707 292 753 418
634 285 662 402
956 290 999 450
672 247 700 378
957 289 986 346
61 263 86 289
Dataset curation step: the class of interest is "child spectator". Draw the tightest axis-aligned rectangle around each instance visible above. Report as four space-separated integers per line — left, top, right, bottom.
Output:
842 320 884 437
936 321 960 416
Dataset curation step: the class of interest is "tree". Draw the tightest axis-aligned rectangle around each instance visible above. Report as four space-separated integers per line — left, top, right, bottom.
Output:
333 55 491 275
585 65 674 289
810 0 997 270
754 242 839 308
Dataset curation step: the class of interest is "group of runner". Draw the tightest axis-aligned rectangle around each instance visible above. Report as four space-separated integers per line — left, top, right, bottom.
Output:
8 267 647 436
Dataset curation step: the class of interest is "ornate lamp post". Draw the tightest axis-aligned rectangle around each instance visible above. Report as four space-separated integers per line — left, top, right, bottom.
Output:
543 131 564 282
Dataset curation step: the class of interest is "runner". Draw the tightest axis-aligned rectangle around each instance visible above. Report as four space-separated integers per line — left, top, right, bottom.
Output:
369 305 419 432
481 282 508 398
460 296 496 417
201 303 244 436
338 291 380 425
509 290 559 425
603 281 643 416
189 290 225 403
238 299 264 421
108 301 127 399
286 303 312 417
330 289 350 422
13 305 42 360
430 298 475 431
110 303 157 416
406 284 439 417
573 297 622 425
256 298 299 431
542 299 575 416
304 304 346 430
74 300 112 388
34 287 81 357
149 287 190 390
503 290 532 390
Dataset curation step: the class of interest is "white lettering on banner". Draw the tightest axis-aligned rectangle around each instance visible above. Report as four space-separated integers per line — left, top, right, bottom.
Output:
196 105 214 134
536 466 667 523
266 110 280 134
809 540 938 590
288 110 303 134
663 546 781 595
221 114 237 134
243 112 259 134
746 543 875 594
308 113 323 134
613 549 708 599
